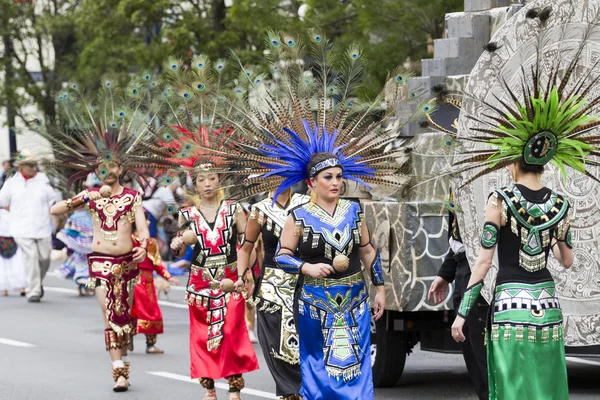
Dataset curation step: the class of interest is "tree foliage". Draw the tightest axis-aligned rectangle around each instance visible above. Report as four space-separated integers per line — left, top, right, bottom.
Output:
0 0 462 129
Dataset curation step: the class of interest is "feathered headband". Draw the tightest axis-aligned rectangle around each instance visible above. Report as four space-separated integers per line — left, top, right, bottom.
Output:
426 6 600 186
35 74 179 190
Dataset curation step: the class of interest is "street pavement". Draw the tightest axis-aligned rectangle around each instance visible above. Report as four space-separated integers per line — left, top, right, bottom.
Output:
1 267 599 400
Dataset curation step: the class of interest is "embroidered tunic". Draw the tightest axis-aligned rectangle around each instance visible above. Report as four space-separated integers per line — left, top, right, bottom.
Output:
179 200 259 379
285 199 375 400
486 184 570 400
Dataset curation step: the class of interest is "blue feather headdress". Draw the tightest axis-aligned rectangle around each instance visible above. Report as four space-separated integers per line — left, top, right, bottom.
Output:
256 119 377 200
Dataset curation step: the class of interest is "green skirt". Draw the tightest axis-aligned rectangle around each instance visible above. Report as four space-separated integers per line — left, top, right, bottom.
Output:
487 281 568 400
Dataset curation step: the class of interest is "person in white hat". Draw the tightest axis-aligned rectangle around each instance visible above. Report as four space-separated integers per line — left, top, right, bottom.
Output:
0 149 58 302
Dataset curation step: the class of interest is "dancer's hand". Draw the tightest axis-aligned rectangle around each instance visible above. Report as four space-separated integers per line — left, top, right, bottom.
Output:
428 276 450 304
373 288 385 321
86 190 102 201
234 278 245 293
451 316 466 342
168 277 180 286
132 247 147 263
301 263 335 278
170 236 185 252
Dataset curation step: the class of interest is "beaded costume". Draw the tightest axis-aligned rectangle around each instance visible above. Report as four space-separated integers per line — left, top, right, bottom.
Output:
179 200 259 379
36 74 178 389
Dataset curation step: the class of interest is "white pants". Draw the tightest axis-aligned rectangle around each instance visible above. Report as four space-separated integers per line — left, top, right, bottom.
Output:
13 237 51 298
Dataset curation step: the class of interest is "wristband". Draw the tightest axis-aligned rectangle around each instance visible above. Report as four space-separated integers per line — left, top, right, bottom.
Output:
237 267 249 283
370 251 384 286
66 195 88 210
457 280 483 318
274 253 304 274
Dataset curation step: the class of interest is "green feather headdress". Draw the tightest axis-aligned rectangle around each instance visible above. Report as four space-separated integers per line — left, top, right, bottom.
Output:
427 22 600 186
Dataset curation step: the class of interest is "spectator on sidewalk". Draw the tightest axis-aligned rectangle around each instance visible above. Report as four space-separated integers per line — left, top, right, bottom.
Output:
0 160 14 190
0 150 57 302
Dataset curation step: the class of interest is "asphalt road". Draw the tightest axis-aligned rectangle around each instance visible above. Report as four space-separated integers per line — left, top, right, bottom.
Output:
1 267 599 400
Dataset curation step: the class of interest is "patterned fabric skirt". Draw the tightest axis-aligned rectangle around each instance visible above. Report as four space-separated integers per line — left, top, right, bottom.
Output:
487 281 568 400
86 252 139 337
188 292 259 380
131 270 164 335
297 272 374 400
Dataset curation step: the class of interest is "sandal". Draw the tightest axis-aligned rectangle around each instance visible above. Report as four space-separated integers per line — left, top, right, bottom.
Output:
19 288 25 297
229 393 241 400
112 366 130 392
1 290 8 297
146 345 164 354
202 389 217 400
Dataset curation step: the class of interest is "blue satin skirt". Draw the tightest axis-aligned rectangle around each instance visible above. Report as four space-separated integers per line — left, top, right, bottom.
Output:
297 273 374 400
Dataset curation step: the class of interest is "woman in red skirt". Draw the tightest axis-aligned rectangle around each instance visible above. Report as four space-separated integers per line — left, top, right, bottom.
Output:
171 168 259 400
131 214 179 353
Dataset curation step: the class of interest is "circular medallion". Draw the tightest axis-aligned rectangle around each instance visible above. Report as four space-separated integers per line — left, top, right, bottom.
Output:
523 131 558 166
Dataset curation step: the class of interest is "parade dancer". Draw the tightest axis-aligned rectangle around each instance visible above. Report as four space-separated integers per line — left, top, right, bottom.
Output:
170 166 259 400
160 56 259 400
439 15 600 398
204 32 427 399
130 211 180 354
235 189 308 399
42 76 177 392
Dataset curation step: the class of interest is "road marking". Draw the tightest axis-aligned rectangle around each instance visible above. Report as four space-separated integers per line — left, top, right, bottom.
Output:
147 372 278 399
0 337 36 348
566 357 600 367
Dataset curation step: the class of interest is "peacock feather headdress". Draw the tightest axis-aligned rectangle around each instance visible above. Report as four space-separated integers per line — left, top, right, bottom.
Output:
33 74 179 190
184 30 431 200
428 5 600 187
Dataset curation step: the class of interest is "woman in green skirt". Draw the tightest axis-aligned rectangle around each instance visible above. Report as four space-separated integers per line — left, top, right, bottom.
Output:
438 33 600 400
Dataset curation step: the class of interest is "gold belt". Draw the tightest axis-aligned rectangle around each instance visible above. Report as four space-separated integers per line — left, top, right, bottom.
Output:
304 271 363 288
90 259 137 277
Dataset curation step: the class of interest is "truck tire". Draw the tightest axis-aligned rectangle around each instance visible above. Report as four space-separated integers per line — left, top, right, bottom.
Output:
371 316 407 388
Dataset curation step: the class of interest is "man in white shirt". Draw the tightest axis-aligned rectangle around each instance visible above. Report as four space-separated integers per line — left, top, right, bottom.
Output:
0 150 57 302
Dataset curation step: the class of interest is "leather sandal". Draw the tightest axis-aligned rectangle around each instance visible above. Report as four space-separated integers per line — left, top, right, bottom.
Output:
146 345 164 354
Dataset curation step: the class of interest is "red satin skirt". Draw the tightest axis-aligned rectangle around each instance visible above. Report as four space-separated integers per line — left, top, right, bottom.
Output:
131 270 164 335
189 293 259 379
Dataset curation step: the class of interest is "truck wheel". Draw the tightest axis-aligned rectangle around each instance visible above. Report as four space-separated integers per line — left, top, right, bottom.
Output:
371 316 407 387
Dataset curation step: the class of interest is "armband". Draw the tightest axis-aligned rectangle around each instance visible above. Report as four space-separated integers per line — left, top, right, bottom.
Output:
457 280 483 318
274 253 304 274
370 251 384 286
556 226 573 249
480 222 499 249
66 194 88 210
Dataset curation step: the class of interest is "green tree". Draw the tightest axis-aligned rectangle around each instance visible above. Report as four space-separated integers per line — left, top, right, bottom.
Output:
303 0 463 97
0 0 80 129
